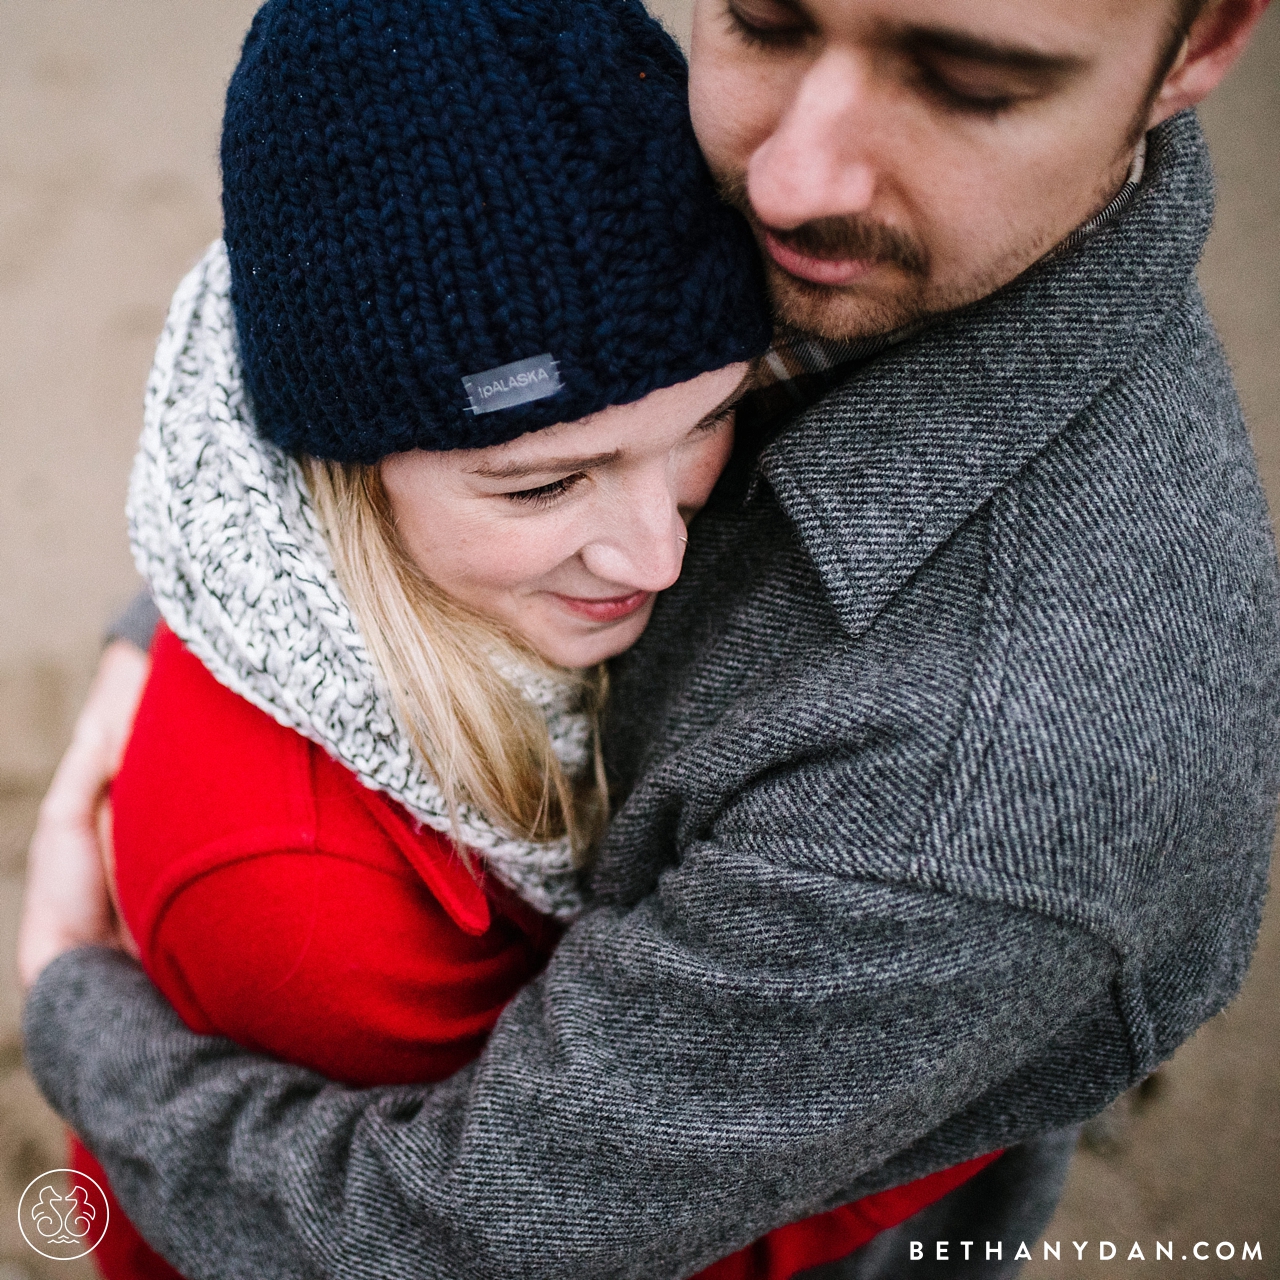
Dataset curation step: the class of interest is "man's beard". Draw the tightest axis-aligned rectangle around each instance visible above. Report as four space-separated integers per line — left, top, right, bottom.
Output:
713 123 1147 343
715 171 946 342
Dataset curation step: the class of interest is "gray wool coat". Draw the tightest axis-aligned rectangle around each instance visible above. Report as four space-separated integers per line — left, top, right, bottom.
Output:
24 110 1280 1280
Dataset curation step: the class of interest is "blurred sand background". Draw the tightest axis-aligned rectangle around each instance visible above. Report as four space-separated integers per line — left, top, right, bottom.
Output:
0 2 1275 1277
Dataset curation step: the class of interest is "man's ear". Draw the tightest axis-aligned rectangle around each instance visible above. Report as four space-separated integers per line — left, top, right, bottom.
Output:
1148 0 1271 127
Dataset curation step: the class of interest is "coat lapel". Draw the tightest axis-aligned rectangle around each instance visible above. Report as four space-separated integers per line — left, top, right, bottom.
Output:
761 110 1214 639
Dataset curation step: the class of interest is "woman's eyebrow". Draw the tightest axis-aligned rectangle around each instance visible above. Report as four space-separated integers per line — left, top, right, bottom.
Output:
470 376 752 478
694 378 755 431
468 449 621 480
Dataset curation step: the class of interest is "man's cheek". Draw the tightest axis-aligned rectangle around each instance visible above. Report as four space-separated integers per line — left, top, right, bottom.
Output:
689 57 778 174
688 64 735 166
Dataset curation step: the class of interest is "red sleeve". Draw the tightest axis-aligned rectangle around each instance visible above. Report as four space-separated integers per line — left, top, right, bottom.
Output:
148 844 548 1087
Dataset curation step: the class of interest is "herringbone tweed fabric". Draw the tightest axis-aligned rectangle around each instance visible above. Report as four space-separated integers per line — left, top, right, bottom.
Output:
25 110 1280 1280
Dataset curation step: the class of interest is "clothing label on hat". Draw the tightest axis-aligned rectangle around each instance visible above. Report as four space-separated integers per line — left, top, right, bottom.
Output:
462 354 563 415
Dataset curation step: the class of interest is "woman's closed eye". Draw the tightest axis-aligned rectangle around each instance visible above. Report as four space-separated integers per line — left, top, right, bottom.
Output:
697 404 738 432
503 473 587 507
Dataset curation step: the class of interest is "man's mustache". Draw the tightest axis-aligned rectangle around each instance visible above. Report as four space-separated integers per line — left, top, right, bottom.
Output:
768 216 930 277
717 173 929 278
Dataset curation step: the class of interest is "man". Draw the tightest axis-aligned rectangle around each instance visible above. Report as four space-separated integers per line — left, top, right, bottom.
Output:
18 0 1277 1277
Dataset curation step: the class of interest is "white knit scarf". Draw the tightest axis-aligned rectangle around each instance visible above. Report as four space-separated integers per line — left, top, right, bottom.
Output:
127 241 587 921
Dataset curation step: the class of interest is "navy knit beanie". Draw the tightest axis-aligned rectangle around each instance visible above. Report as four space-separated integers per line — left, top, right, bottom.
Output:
221 0 772 463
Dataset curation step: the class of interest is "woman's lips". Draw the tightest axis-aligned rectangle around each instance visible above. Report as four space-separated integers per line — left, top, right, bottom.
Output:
762 231 877 287
552 590 651 623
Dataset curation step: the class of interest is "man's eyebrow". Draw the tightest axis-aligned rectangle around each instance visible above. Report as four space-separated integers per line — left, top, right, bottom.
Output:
901 26 1086 76
468 449 621 480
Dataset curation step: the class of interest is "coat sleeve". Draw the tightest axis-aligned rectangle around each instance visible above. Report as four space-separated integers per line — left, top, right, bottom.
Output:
105 588 161 652
23 840 1118 1280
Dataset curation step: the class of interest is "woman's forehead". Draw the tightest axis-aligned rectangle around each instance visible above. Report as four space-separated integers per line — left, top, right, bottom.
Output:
431 362 753 478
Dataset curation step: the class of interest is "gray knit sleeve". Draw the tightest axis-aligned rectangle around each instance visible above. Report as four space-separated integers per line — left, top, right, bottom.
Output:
106 588 161 652
23 870 1117 1280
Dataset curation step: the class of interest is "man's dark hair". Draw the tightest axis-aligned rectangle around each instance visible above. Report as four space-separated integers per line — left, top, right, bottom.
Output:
1172 0 1213 47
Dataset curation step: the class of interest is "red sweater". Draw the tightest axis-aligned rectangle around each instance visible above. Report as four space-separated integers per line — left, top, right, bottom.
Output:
74 624 997 1279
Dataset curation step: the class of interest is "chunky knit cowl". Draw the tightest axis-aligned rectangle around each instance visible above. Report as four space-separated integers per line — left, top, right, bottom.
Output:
127 242 589 920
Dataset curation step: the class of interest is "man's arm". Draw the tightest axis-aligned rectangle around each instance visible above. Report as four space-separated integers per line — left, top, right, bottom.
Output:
19 589 156 985
104 588 162 654
25 843 1117 1280
17 638 149 987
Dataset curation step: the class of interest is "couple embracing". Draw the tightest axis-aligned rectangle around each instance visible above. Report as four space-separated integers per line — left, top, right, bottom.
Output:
19 0 1280 1277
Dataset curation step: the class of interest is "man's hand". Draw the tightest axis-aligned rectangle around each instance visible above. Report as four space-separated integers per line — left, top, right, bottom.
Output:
18 639 150 990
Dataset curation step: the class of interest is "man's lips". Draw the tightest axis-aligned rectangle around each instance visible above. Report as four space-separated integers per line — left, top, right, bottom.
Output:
761 231 878 287
551 590 651 623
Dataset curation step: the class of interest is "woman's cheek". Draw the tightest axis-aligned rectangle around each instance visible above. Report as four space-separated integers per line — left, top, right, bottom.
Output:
456 513 581 595
681 423 737 512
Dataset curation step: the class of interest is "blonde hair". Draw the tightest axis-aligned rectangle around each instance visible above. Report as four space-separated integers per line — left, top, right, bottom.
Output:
302 457 608 859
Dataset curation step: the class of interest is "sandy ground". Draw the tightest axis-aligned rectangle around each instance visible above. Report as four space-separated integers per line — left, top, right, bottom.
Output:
0 3 1275 1277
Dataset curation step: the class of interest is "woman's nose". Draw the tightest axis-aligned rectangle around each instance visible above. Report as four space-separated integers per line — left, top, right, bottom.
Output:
578 473 687 593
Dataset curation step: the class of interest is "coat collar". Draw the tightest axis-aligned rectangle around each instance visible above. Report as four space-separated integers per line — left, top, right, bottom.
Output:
758 110 1213 638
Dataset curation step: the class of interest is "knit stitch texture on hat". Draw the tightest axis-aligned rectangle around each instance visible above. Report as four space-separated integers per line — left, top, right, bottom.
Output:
222 0 772 462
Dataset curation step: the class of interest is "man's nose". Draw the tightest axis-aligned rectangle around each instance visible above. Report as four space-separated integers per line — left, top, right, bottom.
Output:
578 471 686 593
747 49 877 230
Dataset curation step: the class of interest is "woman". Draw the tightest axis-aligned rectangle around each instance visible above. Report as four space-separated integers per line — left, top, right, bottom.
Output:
66 0 996 1276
